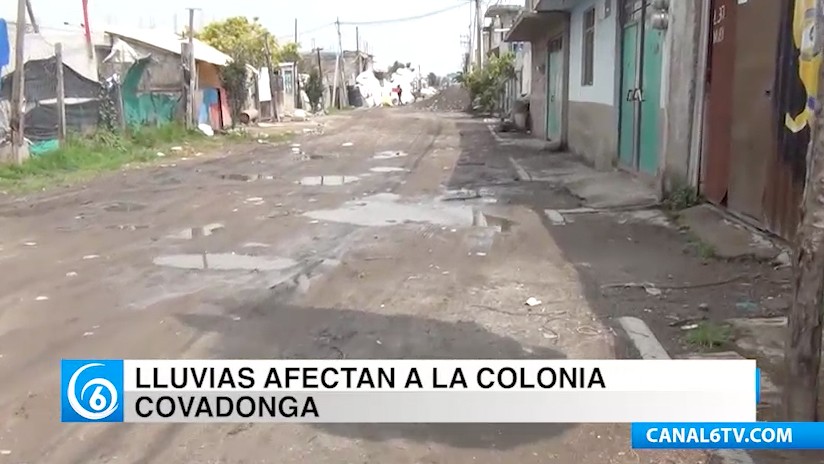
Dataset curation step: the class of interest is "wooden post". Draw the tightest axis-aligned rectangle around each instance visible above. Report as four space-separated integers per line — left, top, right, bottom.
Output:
187 8 197 128
264 39 279 121
116 80 127 133
784 0 824 422
181 42 193 129
10 0 27 163
25 0 38 33
55 43 66 142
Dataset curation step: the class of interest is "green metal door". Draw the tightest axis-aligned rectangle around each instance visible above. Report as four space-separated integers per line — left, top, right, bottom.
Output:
546 37 563 141
638 23 664 174
619 23 639 167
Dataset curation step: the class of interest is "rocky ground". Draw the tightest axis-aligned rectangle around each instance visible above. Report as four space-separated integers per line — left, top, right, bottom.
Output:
0 100 819 463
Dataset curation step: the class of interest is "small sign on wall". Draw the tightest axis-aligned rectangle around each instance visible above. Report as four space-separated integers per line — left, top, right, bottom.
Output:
604 0 612 18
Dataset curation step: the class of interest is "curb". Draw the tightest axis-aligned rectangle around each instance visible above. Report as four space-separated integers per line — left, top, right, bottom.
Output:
617 316 755 464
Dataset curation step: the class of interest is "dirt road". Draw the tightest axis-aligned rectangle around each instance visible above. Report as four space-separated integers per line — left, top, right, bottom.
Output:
0 108 706 463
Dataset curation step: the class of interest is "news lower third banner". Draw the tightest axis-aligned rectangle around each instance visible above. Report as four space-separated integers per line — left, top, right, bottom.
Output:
632 423 824 450
61 359 757 423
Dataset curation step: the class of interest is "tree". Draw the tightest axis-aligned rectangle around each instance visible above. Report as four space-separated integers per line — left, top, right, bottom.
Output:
305 69 324 112
784 0 824 421
279 42 301 65
459 52 515 113
427 72 439 87
196 16 279 68
220 60 249 128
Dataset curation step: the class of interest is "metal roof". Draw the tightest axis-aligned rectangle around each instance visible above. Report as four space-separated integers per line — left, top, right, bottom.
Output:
105 27 232 66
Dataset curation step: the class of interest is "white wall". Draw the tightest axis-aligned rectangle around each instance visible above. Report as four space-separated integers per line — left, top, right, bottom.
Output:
567 0 617 105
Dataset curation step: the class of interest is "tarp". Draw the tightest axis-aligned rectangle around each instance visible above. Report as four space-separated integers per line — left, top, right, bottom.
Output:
0 19 9 69
121 57 181 126
0 57 101 102
22 100 100 141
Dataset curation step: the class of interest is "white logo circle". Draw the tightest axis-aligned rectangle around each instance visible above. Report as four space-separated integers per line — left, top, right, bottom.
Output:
67 363 119 420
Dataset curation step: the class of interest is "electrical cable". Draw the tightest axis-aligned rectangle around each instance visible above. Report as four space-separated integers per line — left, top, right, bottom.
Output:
339 0 473 26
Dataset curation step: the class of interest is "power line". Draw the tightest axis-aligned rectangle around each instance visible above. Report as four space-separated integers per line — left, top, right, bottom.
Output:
339 1 472 26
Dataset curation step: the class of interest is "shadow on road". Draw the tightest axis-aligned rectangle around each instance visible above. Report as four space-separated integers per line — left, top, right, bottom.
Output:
177 298 572 450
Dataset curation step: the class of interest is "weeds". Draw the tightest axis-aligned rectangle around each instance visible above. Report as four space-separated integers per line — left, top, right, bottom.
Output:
685 322 732 349
0 124 207 192
664 185 701 211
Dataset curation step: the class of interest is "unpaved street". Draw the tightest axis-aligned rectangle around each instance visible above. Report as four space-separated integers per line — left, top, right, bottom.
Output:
0 108 708 463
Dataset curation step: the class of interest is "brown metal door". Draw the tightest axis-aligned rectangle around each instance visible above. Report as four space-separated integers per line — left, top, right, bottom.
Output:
726 0 781 219
701 0 737 204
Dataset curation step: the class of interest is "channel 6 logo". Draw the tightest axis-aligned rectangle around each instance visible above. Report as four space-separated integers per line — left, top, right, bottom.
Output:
61 360 124 422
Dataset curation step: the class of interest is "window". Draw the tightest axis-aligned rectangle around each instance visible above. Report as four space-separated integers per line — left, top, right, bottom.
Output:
581 7 596 86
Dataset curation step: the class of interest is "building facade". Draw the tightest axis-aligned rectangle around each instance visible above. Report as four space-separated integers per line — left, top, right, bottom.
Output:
505 0 821 241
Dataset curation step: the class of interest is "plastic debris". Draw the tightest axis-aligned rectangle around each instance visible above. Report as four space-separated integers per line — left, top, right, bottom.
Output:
644 286 663 296
35 296 49 301
342 142 354 147
82 254 100 260
198 124 215 136
171 146 183 151
156 152 166 157
525 297 542 307
544 210 566 226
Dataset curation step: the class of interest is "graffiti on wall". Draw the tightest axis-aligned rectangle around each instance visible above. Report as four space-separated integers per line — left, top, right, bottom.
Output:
784 0 821 134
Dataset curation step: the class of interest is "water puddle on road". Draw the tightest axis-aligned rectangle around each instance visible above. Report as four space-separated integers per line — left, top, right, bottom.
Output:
370 167 407 173
304 193 516 231
153 253 297 271
221 173 275 182
373 151 408 160
167 223 225 240
298 176 360 186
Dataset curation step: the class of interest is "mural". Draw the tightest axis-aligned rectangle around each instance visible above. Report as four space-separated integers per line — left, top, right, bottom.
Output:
783 0 821 134
774 0 822 183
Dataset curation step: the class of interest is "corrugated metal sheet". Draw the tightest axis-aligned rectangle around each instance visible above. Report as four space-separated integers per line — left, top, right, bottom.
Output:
702 0 737 204
106 27 232 66
726 0 781 220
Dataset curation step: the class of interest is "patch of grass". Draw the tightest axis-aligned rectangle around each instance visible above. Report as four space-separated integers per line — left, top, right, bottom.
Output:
695 241 717 259
664 185 701 211
0 124 210 193
685 322 732 349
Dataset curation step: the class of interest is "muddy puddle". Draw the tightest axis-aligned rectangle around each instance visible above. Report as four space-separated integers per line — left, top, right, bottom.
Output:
373 151 408 160
370 167 407 173
167 223 225 240
298 176 360 186
221 173 275 182
304 193 516 230
153 253 297 271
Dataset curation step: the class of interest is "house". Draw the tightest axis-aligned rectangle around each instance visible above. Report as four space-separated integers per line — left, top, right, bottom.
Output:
504 0 819 242
99 27 234 129
0 22 104 154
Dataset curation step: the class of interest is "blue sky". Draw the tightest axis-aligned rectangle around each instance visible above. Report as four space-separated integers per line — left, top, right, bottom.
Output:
2 0 481 75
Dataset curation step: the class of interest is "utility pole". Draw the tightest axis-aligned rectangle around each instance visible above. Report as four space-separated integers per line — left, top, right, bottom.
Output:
10 0 27 163
186 8 198 128
333 17 345 109
294 18 301 109
355 27 361 73
784 1 824 422
25 0 38 33
475 0 482 70
264 39 279 121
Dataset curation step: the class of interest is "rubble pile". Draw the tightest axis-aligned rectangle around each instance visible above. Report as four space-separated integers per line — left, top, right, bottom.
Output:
411 85 470 112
